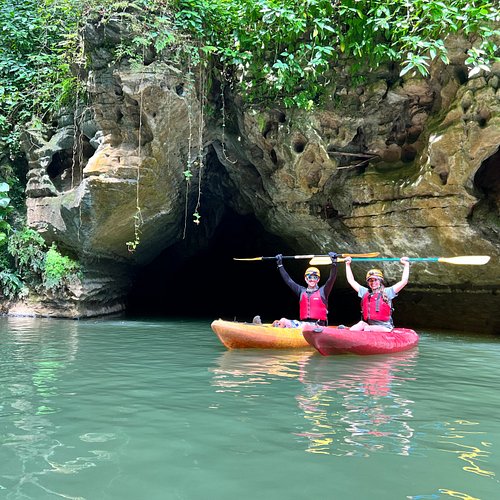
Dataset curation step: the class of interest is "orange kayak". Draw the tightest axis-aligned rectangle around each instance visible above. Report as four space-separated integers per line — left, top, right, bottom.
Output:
211 319 312 349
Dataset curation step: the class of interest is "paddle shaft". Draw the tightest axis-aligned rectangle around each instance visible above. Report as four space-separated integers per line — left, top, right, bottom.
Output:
312 257 438 265
310 255 490 265
343 258 438 262
259 255 320 261
234 252 380 261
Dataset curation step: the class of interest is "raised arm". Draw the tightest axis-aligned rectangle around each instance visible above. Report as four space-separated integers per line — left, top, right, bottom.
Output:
322 252 338 297
276 254 302 296
392 257 410 293
344 256 361 293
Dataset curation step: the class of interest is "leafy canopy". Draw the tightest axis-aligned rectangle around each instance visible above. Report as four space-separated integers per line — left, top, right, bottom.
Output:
172 0 499 107
0 0 498 151
0 0 82 153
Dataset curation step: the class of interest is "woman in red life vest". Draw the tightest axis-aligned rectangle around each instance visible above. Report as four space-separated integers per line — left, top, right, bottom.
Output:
273 252 337 327
344 256 410 331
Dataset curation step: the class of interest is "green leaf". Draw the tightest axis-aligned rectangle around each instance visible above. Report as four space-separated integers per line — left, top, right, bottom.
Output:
440 53 450 64
0 197 11 209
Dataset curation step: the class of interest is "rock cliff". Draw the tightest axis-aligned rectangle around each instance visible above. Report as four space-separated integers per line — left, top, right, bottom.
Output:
10 18 500 332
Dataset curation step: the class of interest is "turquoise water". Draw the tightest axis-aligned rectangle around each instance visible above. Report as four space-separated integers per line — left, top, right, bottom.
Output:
1 317 499 500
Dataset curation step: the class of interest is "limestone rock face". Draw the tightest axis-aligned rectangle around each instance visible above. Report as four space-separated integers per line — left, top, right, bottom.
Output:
219 68 499 287
27 62 202 259
22 61 207 314
13 18 500 331
19 16 208 315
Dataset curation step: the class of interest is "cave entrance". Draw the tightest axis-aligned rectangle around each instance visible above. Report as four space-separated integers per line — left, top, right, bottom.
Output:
469 147 500 244
126 210 303 322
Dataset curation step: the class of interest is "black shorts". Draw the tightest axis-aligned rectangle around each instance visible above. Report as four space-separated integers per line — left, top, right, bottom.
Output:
302 318 327 326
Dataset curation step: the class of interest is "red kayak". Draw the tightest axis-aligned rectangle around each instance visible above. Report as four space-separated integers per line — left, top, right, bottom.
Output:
302 324 419 355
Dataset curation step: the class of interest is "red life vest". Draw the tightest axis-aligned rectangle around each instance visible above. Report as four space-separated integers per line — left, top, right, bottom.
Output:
299 289 328 321
361 291 392 322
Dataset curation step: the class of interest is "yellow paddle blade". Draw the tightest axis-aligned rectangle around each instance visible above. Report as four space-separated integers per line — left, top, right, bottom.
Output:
310 257 344 265
438 255 490 265
340 252 380 258
233 257 265 261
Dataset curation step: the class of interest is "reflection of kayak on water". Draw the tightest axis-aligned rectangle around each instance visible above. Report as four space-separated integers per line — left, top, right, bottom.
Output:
211 349 314 389
299 349 418 397
302 324 419 355
296 350 418 456
211 319 312 349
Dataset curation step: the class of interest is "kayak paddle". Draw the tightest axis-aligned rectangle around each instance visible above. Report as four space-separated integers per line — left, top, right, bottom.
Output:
234 252 380 261
309 255 491 266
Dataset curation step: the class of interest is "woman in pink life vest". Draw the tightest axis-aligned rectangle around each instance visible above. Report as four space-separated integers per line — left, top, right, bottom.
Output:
344 256 410 331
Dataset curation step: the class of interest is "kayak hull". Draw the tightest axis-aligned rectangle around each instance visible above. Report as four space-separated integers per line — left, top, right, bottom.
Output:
211 319 311 349
302 324 419 355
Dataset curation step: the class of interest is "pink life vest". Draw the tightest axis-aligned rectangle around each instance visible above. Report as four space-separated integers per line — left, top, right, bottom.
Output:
300 289 328 321
361 291 392 322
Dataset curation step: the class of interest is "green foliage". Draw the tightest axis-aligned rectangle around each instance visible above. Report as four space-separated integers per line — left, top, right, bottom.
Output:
0 160 26 213
112 6 179 65
7 227 46 279
126 212 143 252
0 0 82 154
42 243 81 290
171 0 499 107
0 226 43 298
1 0 497 149
0 270 26 299
2 227 81 296
0 181 11 245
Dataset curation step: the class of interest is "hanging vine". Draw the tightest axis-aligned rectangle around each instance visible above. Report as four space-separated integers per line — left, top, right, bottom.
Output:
181 60 195 240
192 46 208 227
70 16 88 245
219 64 237 167
181 40 208 238
126 48 146 253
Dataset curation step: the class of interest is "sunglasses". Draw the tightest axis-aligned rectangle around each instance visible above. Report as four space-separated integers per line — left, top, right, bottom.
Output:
306 274 320 280
367 278 380 283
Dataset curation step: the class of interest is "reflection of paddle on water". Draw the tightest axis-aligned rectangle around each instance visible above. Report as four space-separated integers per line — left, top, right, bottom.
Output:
295 350 419 456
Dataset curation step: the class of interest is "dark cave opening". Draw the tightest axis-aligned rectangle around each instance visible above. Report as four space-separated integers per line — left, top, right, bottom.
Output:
473 148 500 199
469 147 500 244
124 141 362 325
125 210 360 324
126 211 295 322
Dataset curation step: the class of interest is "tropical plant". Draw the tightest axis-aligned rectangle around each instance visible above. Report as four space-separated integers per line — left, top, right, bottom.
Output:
4 227 81 295
7 227 47 280
0 270 26 299
42 243 81 290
